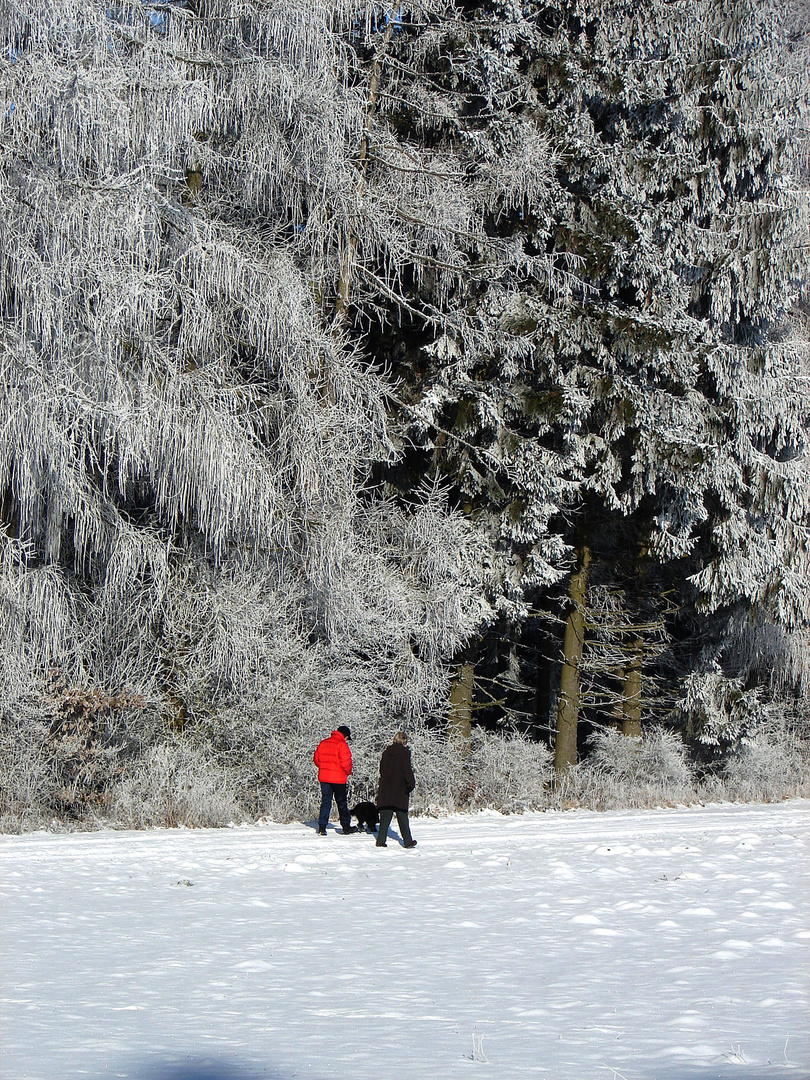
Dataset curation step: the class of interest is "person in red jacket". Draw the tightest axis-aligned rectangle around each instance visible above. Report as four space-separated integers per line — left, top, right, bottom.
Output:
313 725 357 835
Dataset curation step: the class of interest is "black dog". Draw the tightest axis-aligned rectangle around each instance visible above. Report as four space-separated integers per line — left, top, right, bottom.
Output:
351 801 379 833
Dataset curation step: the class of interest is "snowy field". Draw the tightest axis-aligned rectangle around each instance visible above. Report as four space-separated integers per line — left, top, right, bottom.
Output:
1 800 808 1080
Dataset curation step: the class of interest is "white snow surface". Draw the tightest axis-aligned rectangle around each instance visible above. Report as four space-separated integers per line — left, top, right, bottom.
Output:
1 801 808 1080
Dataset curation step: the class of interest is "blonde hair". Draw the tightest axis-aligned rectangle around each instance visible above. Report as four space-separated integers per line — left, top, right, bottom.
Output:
393 730 408 744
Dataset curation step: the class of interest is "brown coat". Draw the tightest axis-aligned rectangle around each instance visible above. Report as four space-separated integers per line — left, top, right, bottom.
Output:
376 742 415 812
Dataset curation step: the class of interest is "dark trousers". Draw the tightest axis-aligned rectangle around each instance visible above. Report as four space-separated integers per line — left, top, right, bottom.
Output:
318 782 351 830
376 807 413 846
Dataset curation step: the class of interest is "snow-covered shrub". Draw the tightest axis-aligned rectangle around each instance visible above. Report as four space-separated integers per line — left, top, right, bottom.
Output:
0 682 155 830
107 716 555 827
589 726 693 785
572 726 697 810
720 720 810 802
111 743 242 830
464 730 554 813
0 483 492 829
0 709 55 832
406 727 553 815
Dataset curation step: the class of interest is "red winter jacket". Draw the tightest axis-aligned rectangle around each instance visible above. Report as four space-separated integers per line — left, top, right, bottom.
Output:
313 730 353 784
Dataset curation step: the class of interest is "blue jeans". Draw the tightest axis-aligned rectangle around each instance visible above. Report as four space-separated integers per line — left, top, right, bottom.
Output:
318 782 351 830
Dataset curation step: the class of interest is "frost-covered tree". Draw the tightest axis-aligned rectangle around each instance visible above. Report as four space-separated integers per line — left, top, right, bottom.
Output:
542 0 808 768
547 0 808 768
0 0 498 821
677 0 810 760
363 0 810 766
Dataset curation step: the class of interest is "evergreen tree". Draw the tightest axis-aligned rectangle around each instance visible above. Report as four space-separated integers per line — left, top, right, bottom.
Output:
362 0 810 764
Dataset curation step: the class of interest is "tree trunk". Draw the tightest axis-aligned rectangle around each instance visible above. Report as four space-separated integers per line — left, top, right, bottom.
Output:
448 661 475 747
554 543 590 773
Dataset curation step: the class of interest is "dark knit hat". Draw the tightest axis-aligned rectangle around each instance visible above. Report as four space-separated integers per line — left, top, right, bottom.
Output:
337 725 351 740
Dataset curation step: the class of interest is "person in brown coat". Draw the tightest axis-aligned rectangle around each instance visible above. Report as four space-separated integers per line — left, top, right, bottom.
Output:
375 730 417 848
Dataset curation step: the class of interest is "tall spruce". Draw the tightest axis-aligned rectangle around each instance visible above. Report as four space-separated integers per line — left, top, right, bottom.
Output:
537 0 810 767
359 1 810 763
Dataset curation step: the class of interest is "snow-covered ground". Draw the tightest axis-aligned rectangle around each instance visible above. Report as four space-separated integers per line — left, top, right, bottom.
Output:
1 800 808 1080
